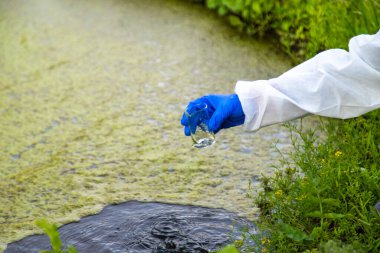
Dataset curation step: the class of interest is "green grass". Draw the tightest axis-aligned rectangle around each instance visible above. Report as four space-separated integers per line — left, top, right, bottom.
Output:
35 219 77 253
216 114 380 253
253 114 380 252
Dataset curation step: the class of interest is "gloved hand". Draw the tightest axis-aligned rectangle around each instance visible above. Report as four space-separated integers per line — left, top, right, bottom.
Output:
181 94 245 135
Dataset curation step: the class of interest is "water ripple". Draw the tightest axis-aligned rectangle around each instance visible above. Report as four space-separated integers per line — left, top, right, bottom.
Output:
5 201 256 253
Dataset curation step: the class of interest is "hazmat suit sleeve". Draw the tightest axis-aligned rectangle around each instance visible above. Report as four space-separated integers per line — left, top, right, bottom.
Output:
235 29 380 131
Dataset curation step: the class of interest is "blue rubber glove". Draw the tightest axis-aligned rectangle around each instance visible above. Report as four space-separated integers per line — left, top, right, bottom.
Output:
181 94 245 136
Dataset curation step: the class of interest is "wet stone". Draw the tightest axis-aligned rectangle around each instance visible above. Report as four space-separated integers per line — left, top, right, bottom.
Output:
5 201 256 253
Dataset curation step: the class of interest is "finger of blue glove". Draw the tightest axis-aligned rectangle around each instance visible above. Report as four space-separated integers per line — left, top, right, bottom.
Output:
221 116 245 129
182 112 198 135
208 110 228 134
184 126 191 136
180 113 188 126
181 99 204 126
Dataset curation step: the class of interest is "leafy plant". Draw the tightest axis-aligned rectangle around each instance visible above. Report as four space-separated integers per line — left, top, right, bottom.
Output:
203 0 380 62
254 112 380 252
35 219 77 253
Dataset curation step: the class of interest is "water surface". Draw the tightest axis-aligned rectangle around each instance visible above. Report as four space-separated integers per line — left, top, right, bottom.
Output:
5 201 256 253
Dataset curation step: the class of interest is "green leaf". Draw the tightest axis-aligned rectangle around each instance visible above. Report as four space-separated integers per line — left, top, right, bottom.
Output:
281 21 291 31
36 219 63 252
251 2 261 14
307 196 321 205
242 9 249 19
218 6 228 16
322 198 341 207
67 246 78 253
228 16 244 28
306 211 323 218
206 0 218 9
36 219 78 253
223 0 244 13
279 223 311 242
216 244 239 253
310 226 323 240
323 213 345 219
306 211 345 219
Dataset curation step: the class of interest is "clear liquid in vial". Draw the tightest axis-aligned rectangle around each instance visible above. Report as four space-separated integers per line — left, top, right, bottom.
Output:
191 123 215 148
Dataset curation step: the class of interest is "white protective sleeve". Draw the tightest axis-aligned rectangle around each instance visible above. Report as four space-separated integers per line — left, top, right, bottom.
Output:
235 29 380 131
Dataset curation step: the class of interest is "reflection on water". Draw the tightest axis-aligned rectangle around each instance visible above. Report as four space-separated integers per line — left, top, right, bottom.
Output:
5 201 256 253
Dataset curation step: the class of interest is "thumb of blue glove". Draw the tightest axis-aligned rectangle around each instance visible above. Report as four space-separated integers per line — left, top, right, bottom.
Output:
181 94 245 135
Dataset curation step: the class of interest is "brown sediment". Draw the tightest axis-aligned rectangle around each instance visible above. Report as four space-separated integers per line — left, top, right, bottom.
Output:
0 0 294 251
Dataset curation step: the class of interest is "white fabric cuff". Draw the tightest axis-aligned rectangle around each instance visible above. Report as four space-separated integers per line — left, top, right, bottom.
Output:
235 80 269 131
235 80 308 131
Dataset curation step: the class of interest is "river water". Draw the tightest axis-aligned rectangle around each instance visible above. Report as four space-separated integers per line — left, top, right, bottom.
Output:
5 201 257 253
0 0 293 251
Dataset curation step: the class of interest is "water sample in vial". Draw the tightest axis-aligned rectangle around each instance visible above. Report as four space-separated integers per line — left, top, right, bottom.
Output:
185 103 215 148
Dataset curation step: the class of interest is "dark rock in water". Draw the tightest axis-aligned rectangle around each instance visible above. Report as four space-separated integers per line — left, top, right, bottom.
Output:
5 201 256 253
